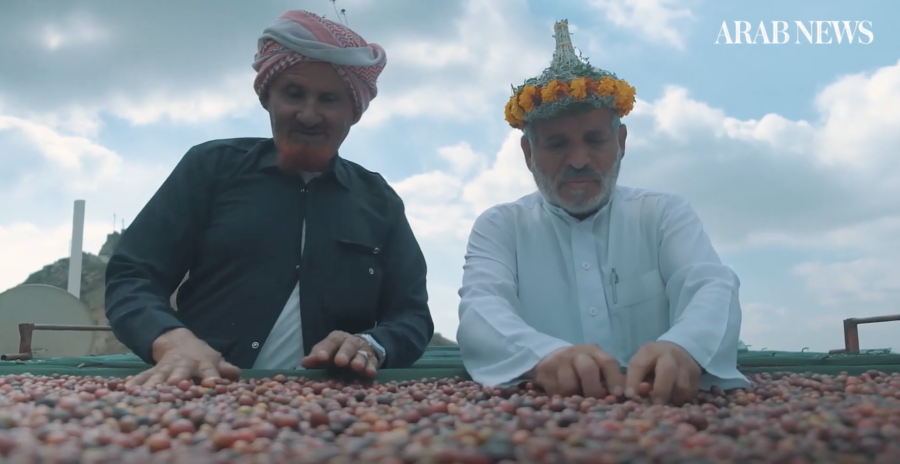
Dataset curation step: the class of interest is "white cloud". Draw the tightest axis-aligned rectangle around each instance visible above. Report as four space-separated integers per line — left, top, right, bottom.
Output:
0 114 121 191
589 0 695 49
793 259 900 307
108 73 260 126
0 221 111 293
357 0 550 128
40 12 110 51
391 130 535 242
437 142 486 177
814 61 900 170
460 132 535 215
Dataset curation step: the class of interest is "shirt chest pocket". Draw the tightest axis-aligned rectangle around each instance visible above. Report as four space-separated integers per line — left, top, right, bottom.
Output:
606 268 669 356
322 238 386 330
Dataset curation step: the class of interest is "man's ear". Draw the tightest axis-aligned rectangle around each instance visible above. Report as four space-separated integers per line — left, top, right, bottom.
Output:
618 124 627 159
521 134 533 171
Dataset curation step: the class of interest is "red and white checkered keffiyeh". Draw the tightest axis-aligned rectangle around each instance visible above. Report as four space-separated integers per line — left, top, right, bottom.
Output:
252 10 386 122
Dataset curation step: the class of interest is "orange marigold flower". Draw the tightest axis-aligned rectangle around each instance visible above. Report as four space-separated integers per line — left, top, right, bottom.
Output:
613 81 637 116
595 77 616 97
504 99 519 126
510 100 526 121
518 86 538 112
541 80 561 103
555 81 570 99
569 78 589 99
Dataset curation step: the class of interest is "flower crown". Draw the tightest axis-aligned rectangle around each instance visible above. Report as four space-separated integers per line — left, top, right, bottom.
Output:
504 20 636 129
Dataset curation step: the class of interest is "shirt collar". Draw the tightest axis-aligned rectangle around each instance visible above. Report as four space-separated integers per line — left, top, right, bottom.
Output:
255 139 351 190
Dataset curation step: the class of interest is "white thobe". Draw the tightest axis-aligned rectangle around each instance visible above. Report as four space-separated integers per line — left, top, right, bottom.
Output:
456 186 751 391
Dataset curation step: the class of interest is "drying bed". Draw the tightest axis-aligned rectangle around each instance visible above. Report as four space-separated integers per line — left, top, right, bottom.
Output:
0 349 899 462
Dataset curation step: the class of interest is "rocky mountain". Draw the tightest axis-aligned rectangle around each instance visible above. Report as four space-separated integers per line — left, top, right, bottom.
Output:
12 231 457 357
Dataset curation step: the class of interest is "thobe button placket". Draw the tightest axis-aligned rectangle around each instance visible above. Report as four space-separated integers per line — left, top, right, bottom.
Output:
568 218 611 347
251 342 260 349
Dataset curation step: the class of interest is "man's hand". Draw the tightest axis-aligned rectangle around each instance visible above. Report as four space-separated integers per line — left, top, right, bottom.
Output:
300 331 378 377
625 341 702 406
127 328 241 387
531 344 625 398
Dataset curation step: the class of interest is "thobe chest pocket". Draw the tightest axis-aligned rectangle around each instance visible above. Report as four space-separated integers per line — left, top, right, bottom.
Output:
323 238 386 331
609 269 666 307
606 268 669 357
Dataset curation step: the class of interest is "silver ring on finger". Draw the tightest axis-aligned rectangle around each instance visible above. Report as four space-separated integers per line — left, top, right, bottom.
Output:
356 349 370 363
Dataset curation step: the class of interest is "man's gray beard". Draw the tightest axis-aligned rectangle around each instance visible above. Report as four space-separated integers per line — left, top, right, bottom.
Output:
531 155 621 216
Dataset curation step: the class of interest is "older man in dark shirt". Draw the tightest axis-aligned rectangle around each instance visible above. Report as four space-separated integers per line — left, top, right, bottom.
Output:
106 10 433 386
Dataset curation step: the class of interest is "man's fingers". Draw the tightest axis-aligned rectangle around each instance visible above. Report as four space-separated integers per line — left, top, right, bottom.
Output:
195 359 221 381
364 356 378 377
217 360 241 381
573 353 604 398
167 364 195 383
672 366 693 406
556 363 579 397
300 356 328 368
534 368 557 396
590 351 625 396
651 354 678 405
625 349 657 397
334 337 366 367
348 350 378 377
350 350 369 372
145 365 174 387
127 370 153 387
311 332 348 362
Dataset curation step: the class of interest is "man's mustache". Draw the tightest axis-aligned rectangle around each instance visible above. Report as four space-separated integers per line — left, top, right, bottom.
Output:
556 167 604 183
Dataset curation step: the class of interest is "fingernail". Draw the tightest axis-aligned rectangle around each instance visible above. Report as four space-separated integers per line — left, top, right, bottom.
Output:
613 386 624 397
625 388 635 398
319 351 328 358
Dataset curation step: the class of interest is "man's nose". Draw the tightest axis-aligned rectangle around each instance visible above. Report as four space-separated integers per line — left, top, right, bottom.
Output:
294 100 323 125
565 146 592 170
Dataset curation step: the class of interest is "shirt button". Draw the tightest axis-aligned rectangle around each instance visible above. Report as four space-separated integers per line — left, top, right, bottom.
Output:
251 342 260 349
373 248 380 254
582 262 590 270
368 268 374 275
295 265 300 269
589 307 597 316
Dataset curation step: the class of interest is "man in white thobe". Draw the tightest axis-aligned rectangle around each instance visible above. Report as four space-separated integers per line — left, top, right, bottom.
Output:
456 20 751 405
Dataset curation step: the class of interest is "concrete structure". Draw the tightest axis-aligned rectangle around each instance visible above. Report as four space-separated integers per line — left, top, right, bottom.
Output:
67 200 85 298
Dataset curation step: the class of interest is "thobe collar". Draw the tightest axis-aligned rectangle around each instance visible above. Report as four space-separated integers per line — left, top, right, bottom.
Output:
539 190 616 227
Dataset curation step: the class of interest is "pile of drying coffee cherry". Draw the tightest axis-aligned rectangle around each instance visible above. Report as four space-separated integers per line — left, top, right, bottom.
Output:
1 370 899 463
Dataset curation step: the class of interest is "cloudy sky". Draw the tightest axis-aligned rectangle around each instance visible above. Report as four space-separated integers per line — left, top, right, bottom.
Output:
1 0 898 353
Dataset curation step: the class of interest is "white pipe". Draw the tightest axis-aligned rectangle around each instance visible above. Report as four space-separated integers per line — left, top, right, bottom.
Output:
68 200 86 298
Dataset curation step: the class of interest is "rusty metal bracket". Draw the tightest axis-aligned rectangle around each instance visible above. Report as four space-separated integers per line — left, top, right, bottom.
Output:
841 315 900 352
0 323 112 361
